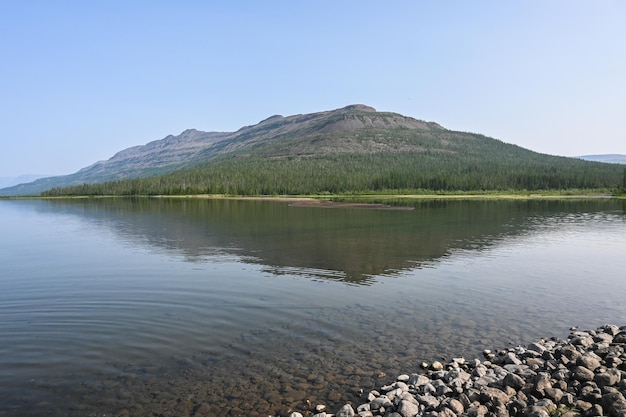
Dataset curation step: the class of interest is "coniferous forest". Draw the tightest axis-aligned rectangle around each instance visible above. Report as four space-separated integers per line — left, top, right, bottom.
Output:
41 149 624 197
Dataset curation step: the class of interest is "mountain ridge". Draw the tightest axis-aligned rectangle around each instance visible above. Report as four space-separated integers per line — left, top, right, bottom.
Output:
0 105 445 195
2 105 624 196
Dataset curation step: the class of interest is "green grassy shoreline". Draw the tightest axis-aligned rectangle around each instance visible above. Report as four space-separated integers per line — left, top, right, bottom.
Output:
2 190 625 201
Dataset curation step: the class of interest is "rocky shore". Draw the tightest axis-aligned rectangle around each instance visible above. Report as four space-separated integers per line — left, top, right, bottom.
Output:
290 325 626 417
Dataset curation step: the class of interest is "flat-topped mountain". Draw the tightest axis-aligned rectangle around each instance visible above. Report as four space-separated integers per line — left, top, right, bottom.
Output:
2 105 445 196
1 105 624 196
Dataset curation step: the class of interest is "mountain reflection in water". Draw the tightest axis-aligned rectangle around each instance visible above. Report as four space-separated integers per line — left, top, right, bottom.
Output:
34 197 624 284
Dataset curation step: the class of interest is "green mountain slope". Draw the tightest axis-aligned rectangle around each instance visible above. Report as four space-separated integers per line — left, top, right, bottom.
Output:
3 105 624 196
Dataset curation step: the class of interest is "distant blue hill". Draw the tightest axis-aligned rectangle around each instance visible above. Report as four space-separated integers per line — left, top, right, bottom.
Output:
0 174 49 189
577 154 626 164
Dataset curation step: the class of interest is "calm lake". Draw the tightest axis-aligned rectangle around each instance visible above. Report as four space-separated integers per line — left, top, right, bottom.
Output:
1 197 625 417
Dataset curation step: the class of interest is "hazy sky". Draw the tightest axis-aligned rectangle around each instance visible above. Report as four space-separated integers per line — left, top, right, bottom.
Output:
1 1 624 177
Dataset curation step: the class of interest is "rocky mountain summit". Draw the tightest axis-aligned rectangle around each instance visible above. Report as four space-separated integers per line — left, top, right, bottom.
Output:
83 128 227 174
305 325 626 417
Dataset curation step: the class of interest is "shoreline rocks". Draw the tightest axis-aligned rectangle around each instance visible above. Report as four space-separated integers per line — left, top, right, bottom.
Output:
301 325 626 417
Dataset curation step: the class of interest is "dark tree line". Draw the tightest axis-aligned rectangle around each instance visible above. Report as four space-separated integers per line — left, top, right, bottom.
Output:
42 151 625 197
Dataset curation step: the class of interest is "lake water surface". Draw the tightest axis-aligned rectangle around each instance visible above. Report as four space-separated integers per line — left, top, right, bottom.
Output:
1 198 625 417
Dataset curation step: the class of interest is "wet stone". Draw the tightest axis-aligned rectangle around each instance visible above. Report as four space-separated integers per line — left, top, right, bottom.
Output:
504 372 525 390
336 403 355 417
528 342 547 354
409 374 431 387
418 394 441 410
602 392 626 417
397 399 420 417
447 398 465 415
526 358 546 368
370 396 392 410
493 404 509 417
559 345 582 361
480 387 509 406
613 332 626 344
467 404 489 417
394 381 409 392
439 407 458 417
594 368 621 387
572 366 596 382
525 406 550 417
534 373 552 395
579 354 602 371
544 387 564 403
576 400 594 412
504 352 522 365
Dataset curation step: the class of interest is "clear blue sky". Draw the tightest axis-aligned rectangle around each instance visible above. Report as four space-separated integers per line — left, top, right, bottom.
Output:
1 1 624 177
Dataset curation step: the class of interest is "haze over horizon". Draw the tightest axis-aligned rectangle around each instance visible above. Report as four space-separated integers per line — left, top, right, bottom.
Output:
1 1 625 178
